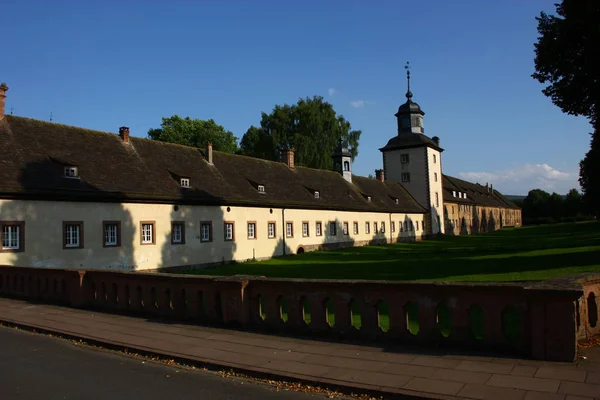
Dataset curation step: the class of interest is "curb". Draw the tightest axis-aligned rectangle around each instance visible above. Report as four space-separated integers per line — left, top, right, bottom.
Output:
0 316 446 400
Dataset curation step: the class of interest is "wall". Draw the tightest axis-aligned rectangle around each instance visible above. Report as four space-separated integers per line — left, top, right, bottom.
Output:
0 265 593 362
0 199 426 271
444 201 522 236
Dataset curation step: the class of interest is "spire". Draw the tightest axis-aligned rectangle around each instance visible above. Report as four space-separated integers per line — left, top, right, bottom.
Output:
405 61 413 100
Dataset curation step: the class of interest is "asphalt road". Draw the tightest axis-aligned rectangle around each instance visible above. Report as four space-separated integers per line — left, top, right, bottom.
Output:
0 325 327 400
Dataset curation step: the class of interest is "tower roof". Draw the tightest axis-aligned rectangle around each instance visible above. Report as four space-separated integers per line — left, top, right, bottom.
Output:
395 61 424 116
332 137 352 157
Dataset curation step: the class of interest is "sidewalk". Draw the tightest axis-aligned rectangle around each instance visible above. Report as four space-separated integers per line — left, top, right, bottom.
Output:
0 298 599 400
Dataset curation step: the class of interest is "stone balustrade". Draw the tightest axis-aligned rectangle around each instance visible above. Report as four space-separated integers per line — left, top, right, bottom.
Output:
1 265 598 362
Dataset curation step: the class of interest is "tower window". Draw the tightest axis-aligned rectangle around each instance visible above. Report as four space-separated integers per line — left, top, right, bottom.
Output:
343 161 350 171
401 154 409 164
433 154 437 163
401 173 411 183
180 178 190 188
434 172 438 182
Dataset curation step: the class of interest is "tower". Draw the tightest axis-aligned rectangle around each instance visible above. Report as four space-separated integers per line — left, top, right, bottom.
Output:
332 138 352 183
379 62 445 234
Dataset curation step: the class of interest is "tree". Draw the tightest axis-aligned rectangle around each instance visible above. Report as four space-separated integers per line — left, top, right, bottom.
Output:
147 115 239 153
564 188 583 217
240 96 362 170
532 0 600 214
523 189 552 222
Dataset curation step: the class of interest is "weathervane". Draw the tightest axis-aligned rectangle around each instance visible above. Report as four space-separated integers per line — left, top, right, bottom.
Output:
405 61 413 100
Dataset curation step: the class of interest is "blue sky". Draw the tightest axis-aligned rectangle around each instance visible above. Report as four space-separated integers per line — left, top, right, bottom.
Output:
2 0 592 195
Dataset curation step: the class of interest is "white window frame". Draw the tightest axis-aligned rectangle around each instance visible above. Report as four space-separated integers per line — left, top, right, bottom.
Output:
314 191 320 199
365 222 370 234
401 154 409 164
381 222 385 233
343 222 349 235
2 224 21 250
180 178 190 188
172 223 183 243
374 222 378 233
353 222 358 235
302 222 309 237
329 222 337 236
201 222 212 242
64 166 78 178
268 222 275 238
316 222 322 236
401 173 410 183
247 222 256 239
224 222 234 241
257 185 265 193
65 224 81 248
104 223 118 246
286 222 293 238
141 223 154 244
391 221 396 232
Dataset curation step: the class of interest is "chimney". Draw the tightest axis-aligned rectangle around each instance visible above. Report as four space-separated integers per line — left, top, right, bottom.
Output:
432 136 440 146
207 142 213 164
118 126 130 143
375 169 385 182
281 148 295 169
0 82 8 120
490 184 493 193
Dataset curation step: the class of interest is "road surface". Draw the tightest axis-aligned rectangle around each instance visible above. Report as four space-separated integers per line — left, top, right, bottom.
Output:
0 325 328 400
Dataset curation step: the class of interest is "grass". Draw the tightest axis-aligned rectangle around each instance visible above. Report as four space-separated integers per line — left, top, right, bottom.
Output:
190 221 600 283
190 222 600 334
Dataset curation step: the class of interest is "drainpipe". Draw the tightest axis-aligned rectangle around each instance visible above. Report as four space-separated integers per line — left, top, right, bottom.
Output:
389 213 393 244
282 208 286 256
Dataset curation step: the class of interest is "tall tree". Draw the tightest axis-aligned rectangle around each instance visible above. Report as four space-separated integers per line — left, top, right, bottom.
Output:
532 0 600 215
240 96 362 170
148 115 239 153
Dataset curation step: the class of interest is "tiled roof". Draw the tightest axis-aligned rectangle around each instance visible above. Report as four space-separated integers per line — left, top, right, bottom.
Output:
0 116 426 213
442 175 520 209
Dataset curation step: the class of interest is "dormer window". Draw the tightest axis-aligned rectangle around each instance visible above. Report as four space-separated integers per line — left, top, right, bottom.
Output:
395 198 399 205
257 185 265 193
452 190 456 197
64 166 78 178
367 196 372 202
314 191 320 199
180 178 190 188
464 193 468 199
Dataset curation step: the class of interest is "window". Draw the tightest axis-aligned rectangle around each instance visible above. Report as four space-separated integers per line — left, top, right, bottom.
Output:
103 221 120 247
401 173 411 183
411 221 414 231
435 192 440 207
64 166 78 178
302 222 309 237
224 222 235 241
247 222 256 239
433 154 437 163
367 196 372 202
170 221 185 244
365 222 370 234
458 192 462 199
180 178 190 188
64 221 84 249
400 221 403 232
374 222 378 233
391 221 395 232
452 191 456 197
416 221 419 231
316 222 322 236
343 222 349 235
140 221 155 245
464 193 468 199
343 161 350 171
314 191 320 199
257 185 265 193
353 222 358 235
286 222 293 238
200 221 212 242
394 198 399 205
381 222 385 233
1 221 24 252
401 154 409 164
268 222 276 239
404 221 408 231
329 221 337 236
434 172 438 182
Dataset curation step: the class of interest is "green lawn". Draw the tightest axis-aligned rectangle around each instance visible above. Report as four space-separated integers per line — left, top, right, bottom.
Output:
189 221 600 282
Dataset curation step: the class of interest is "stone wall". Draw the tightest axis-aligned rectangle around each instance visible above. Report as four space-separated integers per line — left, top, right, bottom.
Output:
1 265 597 362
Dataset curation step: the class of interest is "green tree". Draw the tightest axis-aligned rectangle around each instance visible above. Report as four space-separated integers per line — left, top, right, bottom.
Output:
240 96 361 170
564 188 583 217
147 115 239 153
532 0 600 214
522 189 551 223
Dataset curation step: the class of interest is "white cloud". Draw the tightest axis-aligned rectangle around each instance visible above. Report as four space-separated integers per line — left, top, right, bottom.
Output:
350 100 365 108
458 163 577 195
328 88 337 96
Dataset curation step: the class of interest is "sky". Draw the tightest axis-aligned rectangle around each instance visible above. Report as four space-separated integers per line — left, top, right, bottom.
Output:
2 0 593 195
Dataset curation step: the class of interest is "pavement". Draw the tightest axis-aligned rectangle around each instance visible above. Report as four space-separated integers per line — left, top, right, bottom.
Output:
1 297 599 400
0 325 326 400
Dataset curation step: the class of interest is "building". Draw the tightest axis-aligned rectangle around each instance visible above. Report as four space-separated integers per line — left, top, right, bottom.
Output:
0 81 520 272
